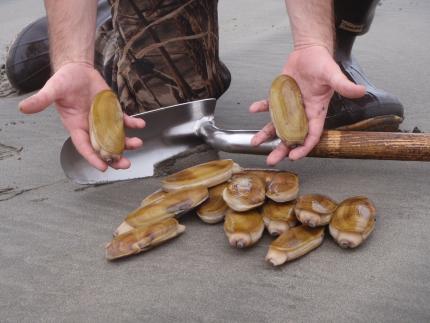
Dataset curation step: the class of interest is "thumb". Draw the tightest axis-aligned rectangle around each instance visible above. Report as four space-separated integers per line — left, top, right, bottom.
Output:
328 66 366 99
19 80 57 114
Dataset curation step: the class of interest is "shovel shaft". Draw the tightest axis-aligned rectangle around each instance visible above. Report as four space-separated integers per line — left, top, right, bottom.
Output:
311 130 430 161
199 121 430 161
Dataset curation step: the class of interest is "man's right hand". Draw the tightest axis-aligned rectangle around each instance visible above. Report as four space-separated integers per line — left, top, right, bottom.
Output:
19 63 145 172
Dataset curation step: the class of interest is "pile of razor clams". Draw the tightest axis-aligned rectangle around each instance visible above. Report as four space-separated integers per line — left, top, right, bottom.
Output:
95 77 376 264
105 159 377 264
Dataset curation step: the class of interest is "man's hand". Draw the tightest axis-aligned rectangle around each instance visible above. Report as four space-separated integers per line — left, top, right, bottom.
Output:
250 46 366 165
19 63 145 171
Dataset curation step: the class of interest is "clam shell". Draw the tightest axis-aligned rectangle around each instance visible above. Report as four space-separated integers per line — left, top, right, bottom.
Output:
266 171 299 202
266 225 324 266
262 200 298 236
222 173 266 212
161 159 239 192
115 186 208 236
295 194 337 227
269 75 308 146
89 90 125 163
244 169 279 184
329 196 376 248
140 190 168 207
106 218 185 260
224 209 264 248
196 183 228 224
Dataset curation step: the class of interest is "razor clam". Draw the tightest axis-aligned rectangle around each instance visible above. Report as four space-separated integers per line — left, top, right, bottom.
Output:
162 159 241 192
106 218 185 260
222 173 266 212
244 169 279 184
266 225 325 266
295 194 338 227
89 90 125 163
262 200 298 236
115 186 208 236
266 171 299 202
140 189 168 207
197 183 228 224
269 75 308 146
329 196 376 248
224 209 264 248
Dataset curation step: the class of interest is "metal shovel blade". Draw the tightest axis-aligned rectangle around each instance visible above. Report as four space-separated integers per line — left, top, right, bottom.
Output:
61 96 428 184
60 99 216 184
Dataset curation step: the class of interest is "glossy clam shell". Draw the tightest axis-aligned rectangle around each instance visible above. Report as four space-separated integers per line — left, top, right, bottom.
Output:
262 200 298 236
89 90 125 163
295 194 338 227
329 196 376 248
222 173 266 212
224 209 264 248
269 75 308 146
161 159 239 192
197 183 228 224
266 171 299 202
140 189 168 207
266 225 325 266
244 169 279 184
115 186 208 236
106 218 185 260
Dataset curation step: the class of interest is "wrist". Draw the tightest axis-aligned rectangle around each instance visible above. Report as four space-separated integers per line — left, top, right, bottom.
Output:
293 42 334 56
53 60 94 73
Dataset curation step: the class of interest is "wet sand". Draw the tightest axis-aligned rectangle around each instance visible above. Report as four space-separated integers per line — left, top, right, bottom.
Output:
0 0 429 321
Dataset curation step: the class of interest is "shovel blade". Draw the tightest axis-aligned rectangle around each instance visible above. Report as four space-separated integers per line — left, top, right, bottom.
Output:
60 99 216 184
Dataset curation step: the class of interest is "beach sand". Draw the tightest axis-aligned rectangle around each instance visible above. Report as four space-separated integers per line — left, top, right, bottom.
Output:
0 0 429 321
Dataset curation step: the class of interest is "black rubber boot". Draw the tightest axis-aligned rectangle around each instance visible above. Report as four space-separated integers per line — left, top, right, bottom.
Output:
325 0 404 131
5 0 111 93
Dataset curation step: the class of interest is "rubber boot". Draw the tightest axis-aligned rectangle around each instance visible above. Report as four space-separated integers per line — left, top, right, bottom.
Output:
5 0 111 93
325 0 404 131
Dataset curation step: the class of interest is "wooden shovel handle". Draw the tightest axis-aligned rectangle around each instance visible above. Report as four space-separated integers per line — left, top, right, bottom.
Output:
310 131 430 161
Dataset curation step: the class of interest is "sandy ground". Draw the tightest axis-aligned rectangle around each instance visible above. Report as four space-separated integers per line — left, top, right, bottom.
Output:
1 0 430 322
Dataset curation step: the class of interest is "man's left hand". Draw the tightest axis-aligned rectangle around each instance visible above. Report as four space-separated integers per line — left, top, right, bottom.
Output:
249 45 366 165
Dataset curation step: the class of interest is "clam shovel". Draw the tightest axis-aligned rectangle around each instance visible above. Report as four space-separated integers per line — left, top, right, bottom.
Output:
60 98 430 184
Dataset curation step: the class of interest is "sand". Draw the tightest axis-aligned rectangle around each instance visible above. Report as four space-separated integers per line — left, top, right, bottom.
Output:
0 0 429 321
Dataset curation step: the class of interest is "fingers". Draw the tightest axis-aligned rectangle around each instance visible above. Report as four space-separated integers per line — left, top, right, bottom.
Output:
124 114 145 129
124 114 144 150
70 129 108 172
328 65 366 99
110 157 131 170
249 100 269 113
71 128 140 171
251 122 276 146
267 143 289 166
125 137 143 150
19 80 58 114
288 117 325 161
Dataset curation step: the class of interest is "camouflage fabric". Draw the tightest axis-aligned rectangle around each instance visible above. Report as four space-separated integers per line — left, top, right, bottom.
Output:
95 0 231 115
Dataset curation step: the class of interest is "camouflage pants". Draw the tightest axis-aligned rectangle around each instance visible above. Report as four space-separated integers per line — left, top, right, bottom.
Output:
95 0 231 115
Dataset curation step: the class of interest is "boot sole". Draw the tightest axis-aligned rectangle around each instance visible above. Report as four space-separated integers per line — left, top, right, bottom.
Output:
335 115 403 132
